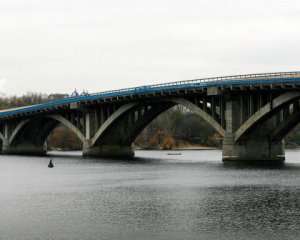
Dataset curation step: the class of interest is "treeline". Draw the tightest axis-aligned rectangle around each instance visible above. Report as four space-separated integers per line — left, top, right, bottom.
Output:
0 92 48 109
135 105 221 149
1 92 300 150
47 125 82 151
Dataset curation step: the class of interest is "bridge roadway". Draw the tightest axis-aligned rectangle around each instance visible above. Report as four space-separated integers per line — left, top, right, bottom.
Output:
1 71 300 161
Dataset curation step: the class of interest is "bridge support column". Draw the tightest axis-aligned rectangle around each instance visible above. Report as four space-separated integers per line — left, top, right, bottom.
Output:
222 134 285 161
2 141 47 156
82 141 134 158
222 95 285 162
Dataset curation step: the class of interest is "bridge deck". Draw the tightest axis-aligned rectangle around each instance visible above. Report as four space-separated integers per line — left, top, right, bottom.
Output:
1 71 300 119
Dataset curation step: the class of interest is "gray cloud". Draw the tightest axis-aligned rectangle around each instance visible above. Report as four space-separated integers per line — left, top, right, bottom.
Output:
0 0 300 95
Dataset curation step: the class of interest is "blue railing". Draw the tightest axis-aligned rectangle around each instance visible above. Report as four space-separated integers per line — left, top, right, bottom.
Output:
1 71 300 118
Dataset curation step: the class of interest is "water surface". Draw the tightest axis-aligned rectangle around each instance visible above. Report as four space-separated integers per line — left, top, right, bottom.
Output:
0 150 299 240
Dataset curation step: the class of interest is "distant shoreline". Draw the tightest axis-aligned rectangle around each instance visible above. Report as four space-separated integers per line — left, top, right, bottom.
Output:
50 145 219 152
172 146 218 150
50 145 299 152
134 144 219 151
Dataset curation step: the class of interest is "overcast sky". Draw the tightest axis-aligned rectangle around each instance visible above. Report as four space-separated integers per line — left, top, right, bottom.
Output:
0 0 300 95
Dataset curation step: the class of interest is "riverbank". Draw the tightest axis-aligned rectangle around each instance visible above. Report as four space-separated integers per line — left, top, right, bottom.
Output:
135 143 219 151
51 144 218 152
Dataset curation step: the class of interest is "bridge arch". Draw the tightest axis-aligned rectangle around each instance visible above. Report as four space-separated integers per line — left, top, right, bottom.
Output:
121 98 226 146
88 98 225 157
0 132 5 142
171 98 225 137
49 115 86 142
8 119 31 144
8 118 56 147
91 103 139 146
122 102 176 145
234 92 300 142
2 114 87 155
8 115 86 146
270 103 300 142
3 97 225 156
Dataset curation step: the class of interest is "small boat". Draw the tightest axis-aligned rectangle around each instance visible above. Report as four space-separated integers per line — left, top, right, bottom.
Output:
167 153 182 155
48 160 54 168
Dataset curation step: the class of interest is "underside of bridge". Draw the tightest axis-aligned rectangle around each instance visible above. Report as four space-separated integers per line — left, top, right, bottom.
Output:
222 91 300 161
82 101 176 157
0 87 300 162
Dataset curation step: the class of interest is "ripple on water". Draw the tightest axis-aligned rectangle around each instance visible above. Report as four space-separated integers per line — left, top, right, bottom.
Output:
0 150 299 240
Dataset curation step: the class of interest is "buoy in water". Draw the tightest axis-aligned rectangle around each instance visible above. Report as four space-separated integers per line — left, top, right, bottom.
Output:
48 160 54 168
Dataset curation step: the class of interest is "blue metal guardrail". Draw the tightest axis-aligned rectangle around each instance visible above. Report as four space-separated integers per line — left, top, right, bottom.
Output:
1 71 300 118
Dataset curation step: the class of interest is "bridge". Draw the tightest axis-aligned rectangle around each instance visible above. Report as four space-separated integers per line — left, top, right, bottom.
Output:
1 71 300 161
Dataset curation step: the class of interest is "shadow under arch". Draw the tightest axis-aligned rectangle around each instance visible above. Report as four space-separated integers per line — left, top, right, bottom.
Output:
235 92 300 142
91 98 225 149
6 115 85 154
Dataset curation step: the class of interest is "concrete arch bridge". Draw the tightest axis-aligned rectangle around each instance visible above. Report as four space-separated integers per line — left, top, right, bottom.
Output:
1 71 300 162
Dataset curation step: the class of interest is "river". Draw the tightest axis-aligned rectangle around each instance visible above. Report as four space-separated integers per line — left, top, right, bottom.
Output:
0 150 299 240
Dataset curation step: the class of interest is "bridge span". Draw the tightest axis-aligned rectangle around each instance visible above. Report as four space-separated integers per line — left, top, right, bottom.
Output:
1 71 300 161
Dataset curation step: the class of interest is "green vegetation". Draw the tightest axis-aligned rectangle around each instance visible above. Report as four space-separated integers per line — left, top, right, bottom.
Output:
135 105 221 150
0 92 48 109
47 125 82 151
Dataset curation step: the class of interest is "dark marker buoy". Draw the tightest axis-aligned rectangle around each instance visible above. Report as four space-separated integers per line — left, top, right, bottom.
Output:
48 160 54 168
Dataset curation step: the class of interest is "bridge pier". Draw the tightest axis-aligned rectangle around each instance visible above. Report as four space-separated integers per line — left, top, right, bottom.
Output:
1 73 300 162
82 141 134 158
2 141 47 156
222 134 285 161
221 95 285 162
